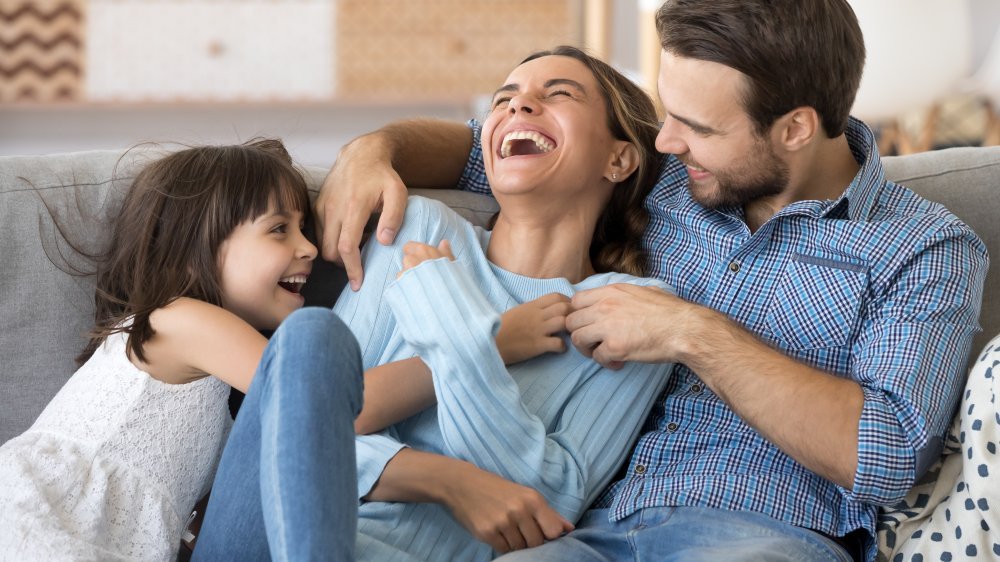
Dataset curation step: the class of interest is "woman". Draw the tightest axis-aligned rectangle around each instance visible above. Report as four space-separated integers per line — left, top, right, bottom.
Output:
194 46 673 561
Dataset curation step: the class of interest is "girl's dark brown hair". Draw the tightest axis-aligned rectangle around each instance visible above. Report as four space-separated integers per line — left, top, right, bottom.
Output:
656 0 865 138
78 138 310 364
521 46 660 277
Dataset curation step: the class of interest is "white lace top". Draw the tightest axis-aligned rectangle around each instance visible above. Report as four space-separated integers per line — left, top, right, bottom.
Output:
0 331 232 561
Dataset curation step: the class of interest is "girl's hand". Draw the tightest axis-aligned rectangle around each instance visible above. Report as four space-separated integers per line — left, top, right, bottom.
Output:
399 240 454 277
496 293 571 365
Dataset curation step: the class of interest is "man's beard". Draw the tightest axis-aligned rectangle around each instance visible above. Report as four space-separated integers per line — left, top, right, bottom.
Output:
685 140 789 209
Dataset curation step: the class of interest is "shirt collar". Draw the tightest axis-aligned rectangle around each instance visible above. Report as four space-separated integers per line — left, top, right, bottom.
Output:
829 117 887 221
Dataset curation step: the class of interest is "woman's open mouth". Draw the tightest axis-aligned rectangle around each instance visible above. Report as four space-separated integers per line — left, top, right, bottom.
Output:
499 130 556 158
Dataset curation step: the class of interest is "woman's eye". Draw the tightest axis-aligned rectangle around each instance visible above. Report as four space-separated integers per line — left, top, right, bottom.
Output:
549 90 572 98
492 97 511 109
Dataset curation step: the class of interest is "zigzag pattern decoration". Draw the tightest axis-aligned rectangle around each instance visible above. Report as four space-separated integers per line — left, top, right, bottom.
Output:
0 0 84 102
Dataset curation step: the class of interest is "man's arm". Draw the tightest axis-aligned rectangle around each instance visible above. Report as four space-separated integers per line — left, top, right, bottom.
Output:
314 118 472 288
366 448 573 553
566 284 862 488
568 220 986 502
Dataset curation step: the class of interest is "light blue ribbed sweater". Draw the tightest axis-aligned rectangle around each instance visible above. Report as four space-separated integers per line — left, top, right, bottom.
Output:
332 196 673 561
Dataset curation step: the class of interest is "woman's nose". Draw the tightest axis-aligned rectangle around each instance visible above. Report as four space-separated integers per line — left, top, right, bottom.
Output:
508 94 536 115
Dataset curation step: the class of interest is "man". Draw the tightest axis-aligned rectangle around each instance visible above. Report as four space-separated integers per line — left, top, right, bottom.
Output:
315 1 987 560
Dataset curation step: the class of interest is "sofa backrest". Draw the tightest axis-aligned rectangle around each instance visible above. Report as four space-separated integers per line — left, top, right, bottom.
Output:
0 146 996 444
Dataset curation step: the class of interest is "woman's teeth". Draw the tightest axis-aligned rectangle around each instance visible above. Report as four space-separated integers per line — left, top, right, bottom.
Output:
500 131 555 158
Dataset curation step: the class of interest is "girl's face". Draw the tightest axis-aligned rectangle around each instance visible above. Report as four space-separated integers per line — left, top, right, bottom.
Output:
217 201 316 331
481 55 622 200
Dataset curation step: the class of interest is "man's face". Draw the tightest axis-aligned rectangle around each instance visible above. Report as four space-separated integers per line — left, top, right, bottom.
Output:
655 50 788 209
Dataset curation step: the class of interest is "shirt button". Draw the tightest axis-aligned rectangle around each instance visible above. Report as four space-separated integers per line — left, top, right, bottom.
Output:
634 464 647 474
728 261 741 273
666 422 679 432
691 384 703 393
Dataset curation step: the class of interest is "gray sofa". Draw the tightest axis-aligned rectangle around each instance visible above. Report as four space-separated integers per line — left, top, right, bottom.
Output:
1 144 997 481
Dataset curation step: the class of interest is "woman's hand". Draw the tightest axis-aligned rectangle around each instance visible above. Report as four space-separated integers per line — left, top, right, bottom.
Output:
496 293 571 365
440 464 575 553
399 240 455 277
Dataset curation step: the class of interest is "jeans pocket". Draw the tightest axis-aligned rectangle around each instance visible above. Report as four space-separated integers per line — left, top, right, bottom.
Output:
765 252 867 350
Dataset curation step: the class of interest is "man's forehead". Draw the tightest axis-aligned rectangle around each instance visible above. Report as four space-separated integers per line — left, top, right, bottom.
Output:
657 51 750 123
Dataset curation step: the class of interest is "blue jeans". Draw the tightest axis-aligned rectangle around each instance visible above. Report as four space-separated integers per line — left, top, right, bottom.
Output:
192 308 363 562
496 507 854 562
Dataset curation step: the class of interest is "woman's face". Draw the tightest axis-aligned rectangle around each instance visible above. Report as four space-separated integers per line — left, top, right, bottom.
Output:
482 55 620 200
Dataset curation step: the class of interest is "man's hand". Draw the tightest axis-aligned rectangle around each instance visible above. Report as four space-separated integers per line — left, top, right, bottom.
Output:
399 240 455 276
566 283 711 369
315 133 409 290
496 293 571 365
438 462 574 553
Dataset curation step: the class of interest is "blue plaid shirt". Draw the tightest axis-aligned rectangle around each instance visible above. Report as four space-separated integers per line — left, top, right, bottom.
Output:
456 118 987 559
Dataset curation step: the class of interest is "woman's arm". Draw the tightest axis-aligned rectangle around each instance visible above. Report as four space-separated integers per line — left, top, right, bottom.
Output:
366 447 573 553
385 259 672 519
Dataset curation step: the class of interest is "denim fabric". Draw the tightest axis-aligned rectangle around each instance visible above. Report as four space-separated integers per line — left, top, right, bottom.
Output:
192 308 363 562
497 507 853 562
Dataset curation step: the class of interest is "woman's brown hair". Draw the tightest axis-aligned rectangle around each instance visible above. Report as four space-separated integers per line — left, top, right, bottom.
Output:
521 46 661 277
79 138 310 364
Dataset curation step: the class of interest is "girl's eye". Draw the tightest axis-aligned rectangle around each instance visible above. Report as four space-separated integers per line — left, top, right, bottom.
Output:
271 223 288 234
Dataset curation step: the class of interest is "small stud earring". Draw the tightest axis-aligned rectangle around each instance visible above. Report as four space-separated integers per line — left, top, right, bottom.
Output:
612 173 618 181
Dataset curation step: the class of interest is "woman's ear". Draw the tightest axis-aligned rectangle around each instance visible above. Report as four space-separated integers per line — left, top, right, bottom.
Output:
605 141 640 183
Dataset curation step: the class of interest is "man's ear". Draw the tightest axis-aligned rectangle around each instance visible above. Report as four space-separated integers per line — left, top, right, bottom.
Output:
773 107 819 152
605 141 640 183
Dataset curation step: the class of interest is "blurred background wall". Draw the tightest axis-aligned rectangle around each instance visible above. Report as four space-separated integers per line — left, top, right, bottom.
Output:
2 0 998 168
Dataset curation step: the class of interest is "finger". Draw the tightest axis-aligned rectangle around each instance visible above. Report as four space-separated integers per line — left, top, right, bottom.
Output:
541 336 567 354
569 325 603 358
481 530 510 554
591 343 626 370
569 285 611 309
565 305 601 333
437 239 455 260
375 181 407 245
535 292 571 307
336 199 375 290
338 235 364 291
541 316 568 337
499 525 527 552
535 509 574 541
516 519 546 549
543 300 574 321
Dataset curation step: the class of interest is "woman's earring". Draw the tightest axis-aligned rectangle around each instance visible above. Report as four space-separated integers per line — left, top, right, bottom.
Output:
612 173 618 181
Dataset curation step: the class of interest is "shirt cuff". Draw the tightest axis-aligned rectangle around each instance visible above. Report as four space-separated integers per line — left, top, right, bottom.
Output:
356 433 408 500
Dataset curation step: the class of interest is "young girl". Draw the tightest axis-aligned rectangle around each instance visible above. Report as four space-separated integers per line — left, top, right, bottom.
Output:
194 47 677 561
0 139 363 561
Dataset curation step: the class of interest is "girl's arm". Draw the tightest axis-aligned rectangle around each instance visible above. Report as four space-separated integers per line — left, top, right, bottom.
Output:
136 297 267 393
355 357 433 434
